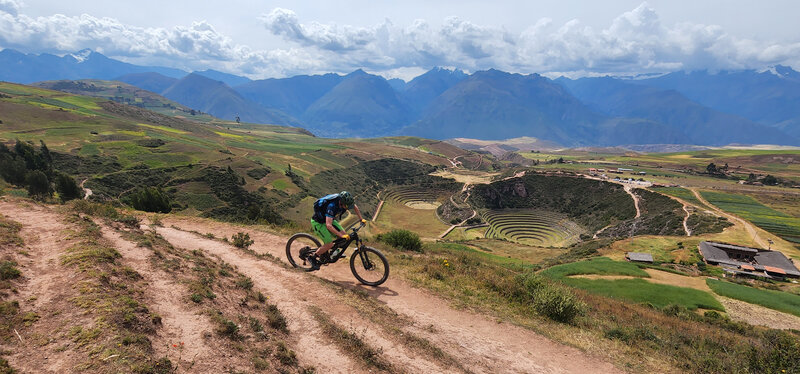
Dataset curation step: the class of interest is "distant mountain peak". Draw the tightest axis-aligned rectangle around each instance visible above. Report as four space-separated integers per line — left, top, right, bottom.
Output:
70 48 94 63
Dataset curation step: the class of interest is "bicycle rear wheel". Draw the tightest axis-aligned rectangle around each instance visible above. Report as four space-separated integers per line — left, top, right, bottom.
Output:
350 246 389 286
286 233 321 271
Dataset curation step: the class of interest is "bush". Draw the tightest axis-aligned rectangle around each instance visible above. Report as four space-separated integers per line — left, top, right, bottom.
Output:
232 232 254 249
127 187 171 213
376 229 422 252
25 170 51 198
54 171 83 202
512 272 585 323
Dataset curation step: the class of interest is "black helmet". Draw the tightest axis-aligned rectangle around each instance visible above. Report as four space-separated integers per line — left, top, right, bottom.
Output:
339 191 354 207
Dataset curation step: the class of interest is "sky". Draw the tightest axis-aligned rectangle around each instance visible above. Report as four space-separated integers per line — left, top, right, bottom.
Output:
1 0 799 80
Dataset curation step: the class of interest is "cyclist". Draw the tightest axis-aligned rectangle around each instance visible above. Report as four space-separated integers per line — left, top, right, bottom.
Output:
307 191 367 270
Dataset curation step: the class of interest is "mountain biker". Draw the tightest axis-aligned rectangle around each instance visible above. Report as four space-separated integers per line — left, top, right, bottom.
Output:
307 191 367 270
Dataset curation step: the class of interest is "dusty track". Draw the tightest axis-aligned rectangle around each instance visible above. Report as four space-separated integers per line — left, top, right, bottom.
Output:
160 216 622 374
0 200 90 373
690 188 769 249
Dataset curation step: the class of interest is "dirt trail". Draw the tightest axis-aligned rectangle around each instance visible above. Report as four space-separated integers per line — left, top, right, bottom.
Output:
0 200 89 373
690 188 768 249
161 217 622 374
80 179 92 200
154 225 448 374
623 185 641 218
99 227 221 372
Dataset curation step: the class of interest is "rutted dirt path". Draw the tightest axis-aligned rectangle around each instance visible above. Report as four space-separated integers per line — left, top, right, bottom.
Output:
160 217 622 374
0 200 89 373
154 225 445 374
99 227 220 371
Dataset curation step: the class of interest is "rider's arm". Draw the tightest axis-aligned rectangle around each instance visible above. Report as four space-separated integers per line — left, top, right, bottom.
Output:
352 204 365 221
326 216 347 238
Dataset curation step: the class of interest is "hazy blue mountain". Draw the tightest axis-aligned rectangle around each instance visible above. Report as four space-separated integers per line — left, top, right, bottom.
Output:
387 78 407 91
193 69 251 87
115 72 178 94
234 73 343 118
557 76 796 145
162 73 299 126
635 67 800 125
401 67 468 117
303 70 410 137
0 48 186 83
402 70 605 145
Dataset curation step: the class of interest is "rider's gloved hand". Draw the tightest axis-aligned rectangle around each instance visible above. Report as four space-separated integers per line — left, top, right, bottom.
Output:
360 219 367 225
341 234 350 241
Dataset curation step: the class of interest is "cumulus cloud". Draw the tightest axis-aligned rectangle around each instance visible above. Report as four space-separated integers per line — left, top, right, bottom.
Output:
261 2 800 77
0 1 799 79
0 0 21 17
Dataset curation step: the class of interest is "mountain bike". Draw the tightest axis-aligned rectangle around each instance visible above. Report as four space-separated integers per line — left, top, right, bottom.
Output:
285 222 389 286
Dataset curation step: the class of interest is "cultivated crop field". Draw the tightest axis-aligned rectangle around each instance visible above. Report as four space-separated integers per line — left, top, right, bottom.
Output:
543 258 724 310
707 279 800 317
382 184 458 209
482 209 585 247
701 191 800 244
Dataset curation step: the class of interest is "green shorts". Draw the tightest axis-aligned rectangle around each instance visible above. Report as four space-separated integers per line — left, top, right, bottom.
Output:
311 219 344 244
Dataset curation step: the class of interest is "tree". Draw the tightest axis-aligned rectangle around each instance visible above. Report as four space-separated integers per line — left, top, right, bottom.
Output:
54 172 83 202
25 170 51 198
706 163 718 174
762 175 779 186
127 187 172 213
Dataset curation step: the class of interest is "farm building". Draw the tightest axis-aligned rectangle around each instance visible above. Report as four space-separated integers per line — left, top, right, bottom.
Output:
698 241 800 279
626 252 654 263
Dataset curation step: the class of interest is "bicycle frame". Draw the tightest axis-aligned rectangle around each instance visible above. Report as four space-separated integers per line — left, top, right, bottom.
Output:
323 221 366 264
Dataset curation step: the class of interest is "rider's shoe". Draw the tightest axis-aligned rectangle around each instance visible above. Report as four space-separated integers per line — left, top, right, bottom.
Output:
307 254 321 271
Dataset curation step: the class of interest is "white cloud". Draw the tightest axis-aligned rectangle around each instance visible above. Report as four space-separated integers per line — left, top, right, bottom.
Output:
0 2 798 78
0 0 20 17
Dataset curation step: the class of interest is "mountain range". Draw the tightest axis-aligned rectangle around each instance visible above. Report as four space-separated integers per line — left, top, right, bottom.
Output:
2 48 799 146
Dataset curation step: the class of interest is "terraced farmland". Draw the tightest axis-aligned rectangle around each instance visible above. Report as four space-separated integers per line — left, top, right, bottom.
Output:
382 184 459 209
483 209 586 247
701 191 800 244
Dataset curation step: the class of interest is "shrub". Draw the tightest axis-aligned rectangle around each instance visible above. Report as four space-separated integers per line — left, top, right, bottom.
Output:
232 232 254 249
127 187 171 213
25 170 51 198
54 171 83 202
376 229 422 252
512 272 585 323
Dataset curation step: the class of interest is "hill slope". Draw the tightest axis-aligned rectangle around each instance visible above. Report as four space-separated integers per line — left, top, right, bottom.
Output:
303 70 410 137
558 76 797 145
162 73 300 126
0 48 186 83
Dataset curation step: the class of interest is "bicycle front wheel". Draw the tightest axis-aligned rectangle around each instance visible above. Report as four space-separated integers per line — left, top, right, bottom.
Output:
350 246 389 286
286 233 321 271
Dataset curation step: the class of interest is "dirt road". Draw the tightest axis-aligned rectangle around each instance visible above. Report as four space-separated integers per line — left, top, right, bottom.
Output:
159 216 622 374
1 199 622 373
690 188 769 249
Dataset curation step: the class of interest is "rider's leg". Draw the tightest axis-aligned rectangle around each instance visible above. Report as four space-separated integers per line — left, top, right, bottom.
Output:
314 241 334 257
313 220 343 256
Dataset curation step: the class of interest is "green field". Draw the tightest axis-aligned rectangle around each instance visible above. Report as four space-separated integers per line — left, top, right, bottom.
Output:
651 187 709 209
707 279 800 317
701 191 800 243
543 258 724 310
540 257 649 278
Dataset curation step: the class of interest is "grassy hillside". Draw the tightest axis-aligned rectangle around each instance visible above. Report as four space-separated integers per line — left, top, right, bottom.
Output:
0 81 472 225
